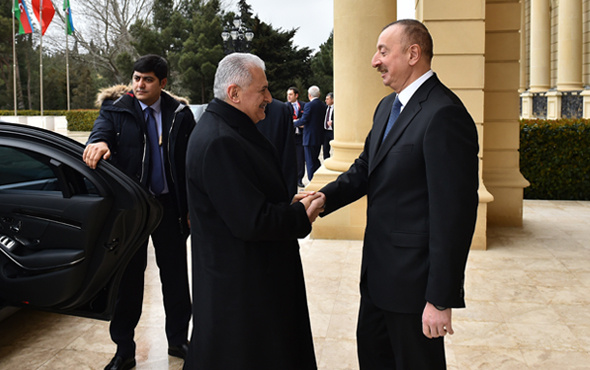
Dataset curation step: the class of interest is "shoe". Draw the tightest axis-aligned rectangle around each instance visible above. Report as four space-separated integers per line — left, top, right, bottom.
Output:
168 342 189 359
104 355 136 370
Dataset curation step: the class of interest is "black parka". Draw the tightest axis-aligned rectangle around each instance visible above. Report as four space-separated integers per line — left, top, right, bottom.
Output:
87 86 195 234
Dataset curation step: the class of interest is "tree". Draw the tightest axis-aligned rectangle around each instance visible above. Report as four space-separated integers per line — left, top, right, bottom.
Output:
49 0 154 83
3 0 328 111
175 0 225 103
223 0 313 101
309 31 334 99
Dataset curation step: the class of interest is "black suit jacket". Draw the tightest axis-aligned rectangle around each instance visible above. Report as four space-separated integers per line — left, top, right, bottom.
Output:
325 105 334 128
286 100 305 141
321 74 479 313
298 98 326 146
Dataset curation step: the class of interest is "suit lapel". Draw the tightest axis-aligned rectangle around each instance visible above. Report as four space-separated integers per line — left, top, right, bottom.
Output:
369 75 439 174
368 93 395 167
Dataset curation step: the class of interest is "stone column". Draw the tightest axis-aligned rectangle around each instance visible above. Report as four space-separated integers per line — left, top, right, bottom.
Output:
307 0 395 240
529 0 551 92
521 91 533 119
546 90 563 119
519 0 528 93
483 0 530 226
556 0 583 91
417 0 491 249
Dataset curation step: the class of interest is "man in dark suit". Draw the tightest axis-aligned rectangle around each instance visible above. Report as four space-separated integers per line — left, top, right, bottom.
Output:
286 87 306 187
257 98 298 197
323 92 334 159
297 85 326 182
83 55 194 370
318 20 479 369
184 52 324 369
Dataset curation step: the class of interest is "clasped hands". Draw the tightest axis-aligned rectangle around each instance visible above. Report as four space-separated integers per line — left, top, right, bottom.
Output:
293 191 326 223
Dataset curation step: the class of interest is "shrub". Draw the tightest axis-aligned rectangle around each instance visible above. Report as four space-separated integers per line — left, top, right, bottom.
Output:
520 119 590 200
65 110 99 131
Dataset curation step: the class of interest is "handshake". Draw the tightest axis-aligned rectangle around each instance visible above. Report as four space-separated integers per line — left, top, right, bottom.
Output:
293 191 326 223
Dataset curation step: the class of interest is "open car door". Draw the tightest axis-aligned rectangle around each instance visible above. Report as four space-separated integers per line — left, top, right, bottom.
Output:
0 122 162 320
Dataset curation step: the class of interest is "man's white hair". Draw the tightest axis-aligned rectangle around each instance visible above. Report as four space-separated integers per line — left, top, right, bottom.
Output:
213 53 266 100
308 85 320 98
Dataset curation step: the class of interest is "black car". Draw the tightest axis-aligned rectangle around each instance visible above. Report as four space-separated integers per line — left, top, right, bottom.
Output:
0 122 162 320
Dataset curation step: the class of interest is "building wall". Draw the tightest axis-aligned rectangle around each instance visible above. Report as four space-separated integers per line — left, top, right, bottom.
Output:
584 0 590 86
521 0 590 119
550 0 558 88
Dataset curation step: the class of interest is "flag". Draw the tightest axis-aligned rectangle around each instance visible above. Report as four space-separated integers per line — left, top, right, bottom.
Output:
32 0 55 35
13 0 34 34
63 0 74 35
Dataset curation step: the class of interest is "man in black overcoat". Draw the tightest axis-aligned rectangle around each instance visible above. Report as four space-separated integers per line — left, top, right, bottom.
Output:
184 53 325 370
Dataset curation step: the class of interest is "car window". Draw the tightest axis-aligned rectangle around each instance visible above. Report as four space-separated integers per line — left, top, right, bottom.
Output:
0 147 98 195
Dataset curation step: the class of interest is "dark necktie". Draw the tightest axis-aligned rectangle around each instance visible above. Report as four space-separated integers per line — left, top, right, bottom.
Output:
382 96 402 143
324 106 332 129
145 107 165 195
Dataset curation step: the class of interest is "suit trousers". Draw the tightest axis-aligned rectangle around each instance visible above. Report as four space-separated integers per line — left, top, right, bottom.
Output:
356 282 446 370
110 193 191 358
323 130 333 160
304 145 321 181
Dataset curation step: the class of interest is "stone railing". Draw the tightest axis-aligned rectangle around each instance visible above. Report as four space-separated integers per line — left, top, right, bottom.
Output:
1 116 89 144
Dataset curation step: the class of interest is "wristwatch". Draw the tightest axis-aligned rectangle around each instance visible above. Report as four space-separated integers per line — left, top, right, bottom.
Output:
434 305 447 311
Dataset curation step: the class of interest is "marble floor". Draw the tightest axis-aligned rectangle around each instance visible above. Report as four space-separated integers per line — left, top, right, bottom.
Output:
0 200 589 369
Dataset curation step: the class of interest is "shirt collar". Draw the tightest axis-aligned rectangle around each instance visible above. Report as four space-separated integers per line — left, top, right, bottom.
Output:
139 96 162 114
396 69 434 109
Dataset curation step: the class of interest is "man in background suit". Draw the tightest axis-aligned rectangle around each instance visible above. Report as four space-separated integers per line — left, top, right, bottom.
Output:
286 87 306 187
317 20 479 369
83 54 194 370
297 85 326 182
323 92 334 160
257 98 298 197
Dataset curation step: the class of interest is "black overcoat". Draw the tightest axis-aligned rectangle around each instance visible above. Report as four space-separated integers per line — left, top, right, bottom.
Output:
184 98 317 370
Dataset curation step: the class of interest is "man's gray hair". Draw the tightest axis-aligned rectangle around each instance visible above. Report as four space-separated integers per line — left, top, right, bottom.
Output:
213 53 266 100
308 85 320 98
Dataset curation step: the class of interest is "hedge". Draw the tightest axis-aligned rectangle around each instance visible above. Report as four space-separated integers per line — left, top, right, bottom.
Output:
64 110 100 131
520 119 590 200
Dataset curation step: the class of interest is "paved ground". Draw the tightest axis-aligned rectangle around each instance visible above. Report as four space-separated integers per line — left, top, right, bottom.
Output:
0 200 589 369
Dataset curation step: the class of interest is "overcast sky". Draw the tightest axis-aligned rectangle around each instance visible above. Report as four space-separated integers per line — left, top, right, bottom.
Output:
227 0 415 53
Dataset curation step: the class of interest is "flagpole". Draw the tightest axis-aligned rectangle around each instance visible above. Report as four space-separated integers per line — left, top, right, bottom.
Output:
66 32 70 110
12 4 17 116
40 0 44 116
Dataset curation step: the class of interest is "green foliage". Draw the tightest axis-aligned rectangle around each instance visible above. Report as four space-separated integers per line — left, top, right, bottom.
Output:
250 18 313 99
520 119 590 200
310 31 334 98
65 110 100 131
173 0 225 103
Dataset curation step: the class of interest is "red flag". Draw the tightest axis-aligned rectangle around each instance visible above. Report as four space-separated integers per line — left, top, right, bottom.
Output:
32 0 55 35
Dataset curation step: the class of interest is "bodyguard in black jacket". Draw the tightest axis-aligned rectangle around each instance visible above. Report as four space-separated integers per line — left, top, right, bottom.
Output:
84 55 195 370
